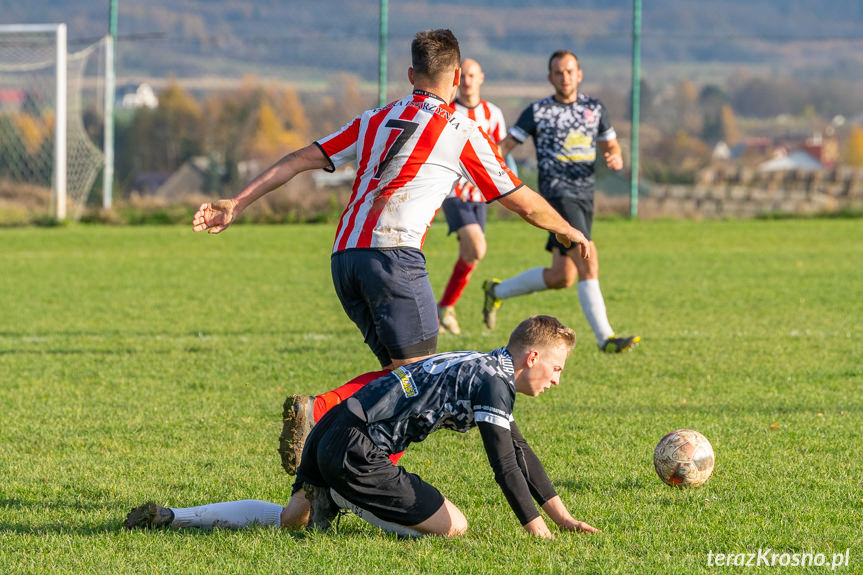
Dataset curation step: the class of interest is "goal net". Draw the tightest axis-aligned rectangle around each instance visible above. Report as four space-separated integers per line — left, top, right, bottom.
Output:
0 24 106 221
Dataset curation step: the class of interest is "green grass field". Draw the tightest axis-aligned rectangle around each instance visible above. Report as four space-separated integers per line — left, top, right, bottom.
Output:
1 218 861 574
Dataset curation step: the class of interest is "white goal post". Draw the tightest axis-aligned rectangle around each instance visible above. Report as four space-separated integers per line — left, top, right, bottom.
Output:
0 23 106 221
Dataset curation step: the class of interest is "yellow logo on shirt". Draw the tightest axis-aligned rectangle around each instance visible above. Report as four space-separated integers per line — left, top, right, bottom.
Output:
394 367 418 398
556 131 596 163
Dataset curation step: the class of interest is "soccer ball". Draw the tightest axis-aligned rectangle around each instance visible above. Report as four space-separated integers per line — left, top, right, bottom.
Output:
653 429 714 487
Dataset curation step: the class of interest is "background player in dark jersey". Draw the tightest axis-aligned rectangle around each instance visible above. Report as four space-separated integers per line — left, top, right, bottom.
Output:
437 58 512 336
125 316 600 539
483 50 639 353
193 31 590 372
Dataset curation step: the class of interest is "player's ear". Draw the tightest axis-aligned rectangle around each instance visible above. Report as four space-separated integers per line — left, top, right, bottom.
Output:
452 67 461 86
408 67 415 85
526 350 539 368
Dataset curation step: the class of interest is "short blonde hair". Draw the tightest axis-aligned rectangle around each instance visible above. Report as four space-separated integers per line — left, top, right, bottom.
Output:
507 315 576 356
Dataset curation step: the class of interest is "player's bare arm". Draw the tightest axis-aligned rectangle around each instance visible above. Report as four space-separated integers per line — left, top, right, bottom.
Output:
497 187 590 259
540 495 600 534
497 134 519 158
192 144 330 234
599 138 624 171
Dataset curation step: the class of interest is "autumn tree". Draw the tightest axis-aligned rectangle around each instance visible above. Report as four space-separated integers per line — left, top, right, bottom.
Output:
120 82 202 175
675 80 701 136
699 84 729 144
844 125 863 167
719 105 739 146
645 129 710 182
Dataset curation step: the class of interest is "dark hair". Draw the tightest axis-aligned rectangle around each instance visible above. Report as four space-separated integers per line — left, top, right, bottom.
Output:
411 29 461 80
548 49 579 72
507 315 576 356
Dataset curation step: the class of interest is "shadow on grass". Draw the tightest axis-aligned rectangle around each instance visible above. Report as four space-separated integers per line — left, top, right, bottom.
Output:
0 328 343 338
0 348 144 356
555 476 651 491
0 498 333 539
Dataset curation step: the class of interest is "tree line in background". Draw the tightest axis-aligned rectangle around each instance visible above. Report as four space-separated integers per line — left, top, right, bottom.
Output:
112 74 366 196
106 71 862 196
2 70 863 220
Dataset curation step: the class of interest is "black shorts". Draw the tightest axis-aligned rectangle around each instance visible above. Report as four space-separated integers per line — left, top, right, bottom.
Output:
293 404 444 527
441 197 487 235
331 248 438 367
544 194 594 253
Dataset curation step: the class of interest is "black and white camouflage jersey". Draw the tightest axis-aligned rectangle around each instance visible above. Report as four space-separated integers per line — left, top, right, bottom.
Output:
352 348 516 454
509 93 616 200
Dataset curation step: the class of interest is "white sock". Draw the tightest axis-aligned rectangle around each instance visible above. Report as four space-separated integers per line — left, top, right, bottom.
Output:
495 267 547 300
330 490 424 538
170 500 283 530
577 279 614 345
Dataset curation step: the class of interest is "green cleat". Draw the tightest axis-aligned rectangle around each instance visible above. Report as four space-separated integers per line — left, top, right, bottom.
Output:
482 279 502 330
600 334 641 353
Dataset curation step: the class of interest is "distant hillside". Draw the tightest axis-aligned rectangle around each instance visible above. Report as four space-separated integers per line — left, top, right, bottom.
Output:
4 0 863 87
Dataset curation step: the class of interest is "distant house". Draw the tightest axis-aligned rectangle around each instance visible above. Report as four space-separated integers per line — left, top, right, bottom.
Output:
150 156 262 199
728 137 774 161
131 171 172 195
712 141 731 162
149 157 215 199
117 83 158 109
802 132 839 168
757 149 825 172
312 166 355 187
0 88 25 111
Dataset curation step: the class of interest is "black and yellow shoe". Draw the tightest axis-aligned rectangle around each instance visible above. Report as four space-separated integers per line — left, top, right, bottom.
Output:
600 334 641 353
481 279 502 330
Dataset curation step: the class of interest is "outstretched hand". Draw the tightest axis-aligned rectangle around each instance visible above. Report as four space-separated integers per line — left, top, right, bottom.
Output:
604 150 624 171
192 199 237 234
560 518 601 534
554 228 591 259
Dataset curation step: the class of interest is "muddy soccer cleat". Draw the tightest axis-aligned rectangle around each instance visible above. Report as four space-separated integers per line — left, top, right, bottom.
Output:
304 483 340 531
438 305 461 335
481 279 502 330
600 334 641 353
124 502 174 529
278 394 316 475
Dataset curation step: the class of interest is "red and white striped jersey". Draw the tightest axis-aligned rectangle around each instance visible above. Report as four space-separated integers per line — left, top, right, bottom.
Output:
317 91 522 252
454 98 506 142
451 99 507 202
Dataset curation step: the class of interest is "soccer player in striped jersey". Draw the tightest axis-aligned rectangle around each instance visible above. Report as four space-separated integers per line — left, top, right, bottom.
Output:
484 50 640 353
437 58 512 336
193 30 589 371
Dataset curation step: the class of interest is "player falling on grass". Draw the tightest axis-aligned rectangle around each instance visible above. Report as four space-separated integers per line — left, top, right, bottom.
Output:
437 57 514 336
125 315 600 538
484 50 639 353
193 30 589 374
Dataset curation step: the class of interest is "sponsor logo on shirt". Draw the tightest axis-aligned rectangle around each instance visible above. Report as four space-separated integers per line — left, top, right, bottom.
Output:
394 367 419 398
557 130 596 163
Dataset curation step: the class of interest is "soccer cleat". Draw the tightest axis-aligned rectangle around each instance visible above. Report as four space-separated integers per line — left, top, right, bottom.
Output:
481 279 502 330
600 334 641 353
304 483 340 531
124 501 174 530
438 305 461 335
278 394 316 475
